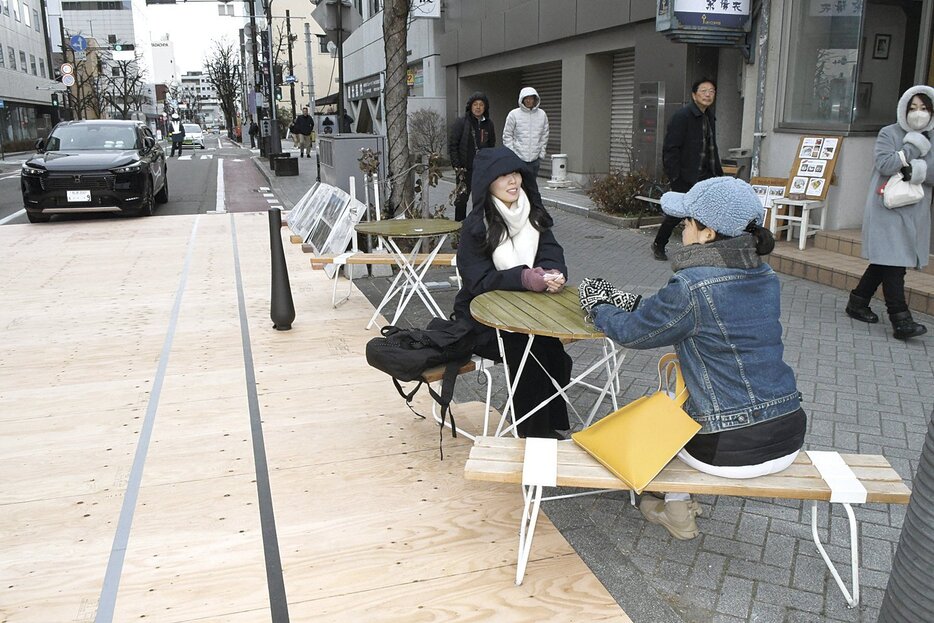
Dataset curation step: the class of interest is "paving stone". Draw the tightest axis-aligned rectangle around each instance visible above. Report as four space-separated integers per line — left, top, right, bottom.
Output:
357 180 934 623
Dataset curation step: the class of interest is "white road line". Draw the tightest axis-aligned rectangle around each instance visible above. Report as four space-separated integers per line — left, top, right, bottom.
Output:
259 187 270 191
178 155 192 160
203 154 214 159
215 158 226 213
0 209 25 225
0 173 21 181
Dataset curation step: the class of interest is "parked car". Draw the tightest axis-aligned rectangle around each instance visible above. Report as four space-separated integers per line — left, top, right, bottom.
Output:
183 124 206 149
21 120 169 223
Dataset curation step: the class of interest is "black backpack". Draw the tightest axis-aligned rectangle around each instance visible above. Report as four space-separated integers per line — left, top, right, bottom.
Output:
365 317 476 457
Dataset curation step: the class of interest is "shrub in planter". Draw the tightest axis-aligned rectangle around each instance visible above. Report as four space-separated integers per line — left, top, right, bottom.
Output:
587 169 665 217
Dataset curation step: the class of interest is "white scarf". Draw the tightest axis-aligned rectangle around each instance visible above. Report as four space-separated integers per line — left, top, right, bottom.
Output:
490 188 540 270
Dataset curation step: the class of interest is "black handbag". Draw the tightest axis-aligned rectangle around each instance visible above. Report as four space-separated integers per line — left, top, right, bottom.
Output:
365 318 476 457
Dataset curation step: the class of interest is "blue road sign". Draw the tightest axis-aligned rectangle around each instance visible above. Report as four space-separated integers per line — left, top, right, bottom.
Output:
0 99 5 109
69 35 88 52
284 74 297 84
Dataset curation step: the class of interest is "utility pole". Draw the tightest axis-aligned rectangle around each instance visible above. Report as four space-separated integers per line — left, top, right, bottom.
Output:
57 18 72 121
264 0 281 155
336 0 345 134
246 0 265 153
286 10 295 119
304 22 319 181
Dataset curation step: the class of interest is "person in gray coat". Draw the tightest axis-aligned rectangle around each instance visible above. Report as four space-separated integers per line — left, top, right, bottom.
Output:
845 84 933 340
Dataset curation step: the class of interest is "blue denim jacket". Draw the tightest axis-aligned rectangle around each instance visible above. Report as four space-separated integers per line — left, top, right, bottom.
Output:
593 244 801 434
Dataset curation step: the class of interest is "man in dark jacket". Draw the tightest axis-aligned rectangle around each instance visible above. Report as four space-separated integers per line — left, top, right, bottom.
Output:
652 78 723 260
292 107 315 157
448 92 496 221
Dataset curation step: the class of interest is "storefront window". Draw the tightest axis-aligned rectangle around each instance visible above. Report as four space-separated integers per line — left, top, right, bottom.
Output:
781 0 926 131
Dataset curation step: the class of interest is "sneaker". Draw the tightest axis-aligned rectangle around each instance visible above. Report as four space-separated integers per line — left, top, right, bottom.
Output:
639 497 701 540
651 243 668 261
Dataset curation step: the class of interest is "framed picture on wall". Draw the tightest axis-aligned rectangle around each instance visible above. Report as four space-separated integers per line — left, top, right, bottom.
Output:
873 34 891 60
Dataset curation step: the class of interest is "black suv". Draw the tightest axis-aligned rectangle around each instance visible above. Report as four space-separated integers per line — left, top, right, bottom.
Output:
21 120 169 223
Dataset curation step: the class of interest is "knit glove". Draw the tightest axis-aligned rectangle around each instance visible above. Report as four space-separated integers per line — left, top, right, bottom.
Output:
521 267 548 292
578 278 642 316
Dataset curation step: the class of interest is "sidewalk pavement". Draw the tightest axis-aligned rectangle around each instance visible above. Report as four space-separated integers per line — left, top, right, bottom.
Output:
256 145 933 623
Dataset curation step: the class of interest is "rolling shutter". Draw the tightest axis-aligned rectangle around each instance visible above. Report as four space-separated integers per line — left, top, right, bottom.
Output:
609 49 635 172
520 62 561 176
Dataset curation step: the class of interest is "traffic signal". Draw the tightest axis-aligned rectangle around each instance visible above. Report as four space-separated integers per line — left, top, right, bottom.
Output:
112 43 135 51
273 64 283 86
276 89 283 101
51 93 59 107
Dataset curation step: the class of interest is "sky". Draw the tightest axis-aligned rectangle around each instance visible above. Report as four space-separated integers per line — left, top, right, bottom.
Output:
145 3 243 75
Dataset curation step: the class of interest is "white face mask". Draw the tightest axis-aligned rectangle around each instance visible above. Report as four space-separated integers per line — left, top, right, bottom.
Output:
907 109 931 130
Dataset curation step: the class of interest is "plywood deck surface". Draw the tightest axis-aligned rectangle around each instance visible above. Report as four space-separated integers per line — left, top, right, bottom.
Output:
0 213 628 622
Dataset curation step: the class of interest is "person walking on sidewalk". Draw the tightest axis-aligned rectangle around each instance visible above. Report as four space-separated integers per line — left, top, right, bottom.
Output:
292 107 315 158
453 147 571 439
448 92 496 221
652 78 723 261
248 118 259 149
503 87 549 178
168 113 185 157
845 84 933 340
582 177 806 540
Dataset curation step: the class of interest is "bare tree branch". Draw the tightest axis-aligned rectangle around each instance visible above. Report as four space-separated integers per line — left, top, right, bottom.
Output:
204 39 242 132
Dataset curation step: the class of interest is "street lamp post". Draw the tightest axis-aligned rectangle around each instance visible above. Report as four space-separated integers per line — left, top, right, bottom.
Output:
286 10 296 119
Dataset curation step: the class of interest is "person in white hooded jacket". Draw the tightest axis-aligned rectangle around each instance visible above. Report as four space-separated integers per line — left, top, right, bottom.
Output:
845 84 934 340
503 87 549 177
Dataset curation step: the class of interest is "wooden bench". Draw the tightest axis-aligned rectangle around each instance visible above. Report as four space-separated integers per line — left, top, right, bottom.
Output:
465 436 911 606
302 249 457 271
300 248 458 307
421 356 496 440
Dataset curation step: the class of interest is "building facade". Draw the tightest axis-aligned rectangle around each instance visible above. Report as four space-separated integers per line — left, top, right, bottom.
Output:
340 0 444 135
440 0 933 250
0 0 58 151
57 0 158 122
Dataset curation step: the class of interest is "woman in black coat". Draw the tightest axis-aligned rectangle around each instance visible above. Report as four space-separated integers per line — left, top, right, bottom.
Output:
453 147 571 438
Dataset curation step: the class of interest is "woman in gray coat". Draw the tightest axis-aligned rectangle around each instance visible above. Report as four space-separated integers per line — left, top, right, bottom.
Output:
845 85 933 340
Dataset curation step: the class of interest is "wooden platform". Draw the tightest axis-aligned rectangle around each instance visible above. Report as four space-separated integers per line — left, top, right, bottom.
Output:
0 214 628 622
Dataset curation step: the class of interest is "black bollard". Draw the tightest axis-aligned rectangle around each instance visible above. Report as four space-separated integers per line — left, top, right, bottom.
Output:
268 208 296 330
878 408 934 622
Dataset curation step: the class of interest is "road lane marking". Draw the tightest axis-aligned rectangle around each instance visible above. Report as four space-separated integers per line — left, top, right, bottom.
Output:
228 213 291 621
213 158 226 214
0 209 25 225
95 216 202 623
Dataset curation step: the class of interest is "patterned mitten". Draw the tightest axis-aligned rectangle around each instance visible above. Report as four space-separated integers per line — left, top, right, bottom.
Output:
606 285 642 313
578 278 616 314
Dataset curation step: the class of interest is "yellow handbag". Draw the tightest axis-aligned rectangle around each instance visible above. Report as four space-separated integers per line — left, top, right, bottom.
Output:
571 353 701 493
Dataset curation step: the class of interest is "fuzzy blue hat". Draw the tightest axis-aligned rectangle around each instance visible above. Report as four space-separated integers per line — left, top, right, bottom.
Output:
660 177 763 237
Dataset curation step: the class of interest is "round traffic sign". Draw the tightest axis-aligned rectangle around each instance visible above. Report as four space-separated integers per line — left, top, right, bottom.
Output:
62 74 76 87
69 34 87 52
61 63 74 75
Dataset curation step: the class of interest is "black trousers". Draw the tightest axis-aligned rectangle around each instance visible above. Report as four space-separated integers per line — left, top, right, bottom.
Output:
453 168 473 222
653 215 684 249
853 264 909 314
500 332 572 438
170 139 183 157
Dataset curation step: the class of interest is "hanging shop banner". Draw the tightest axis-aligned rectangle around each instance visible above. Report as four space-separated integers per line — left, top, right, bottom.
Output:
411 0 440 19
673 0 750 28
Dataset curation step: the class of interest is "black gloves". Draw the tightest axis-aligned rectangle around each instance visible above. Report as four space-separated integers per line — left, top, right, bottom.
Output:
578 278 642 318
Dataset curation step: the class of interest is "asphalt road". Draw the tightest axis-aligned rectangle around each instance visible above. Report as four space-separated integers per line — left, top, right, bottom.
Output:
0 135 259 225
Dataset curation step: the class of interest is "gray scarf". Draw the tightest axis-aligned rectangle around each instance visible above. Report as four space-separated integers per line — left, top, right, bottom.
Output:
670 235 761 271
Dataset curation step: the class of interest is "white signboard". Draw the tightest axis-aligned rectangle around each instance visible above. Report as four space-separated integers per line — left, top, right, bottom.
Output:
674 0 750 27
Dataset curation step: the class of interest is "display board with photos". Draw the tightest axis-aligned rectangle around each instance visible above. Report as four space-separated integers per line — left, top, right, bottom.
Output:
783 135 843 201
749 176 789 227
285 183 368 278
286 182 320 242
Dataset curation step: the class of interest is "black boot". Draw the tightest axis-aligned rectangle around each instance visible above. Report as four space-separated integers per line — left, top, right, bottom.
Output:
890 311 927 340
845 292 879 324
